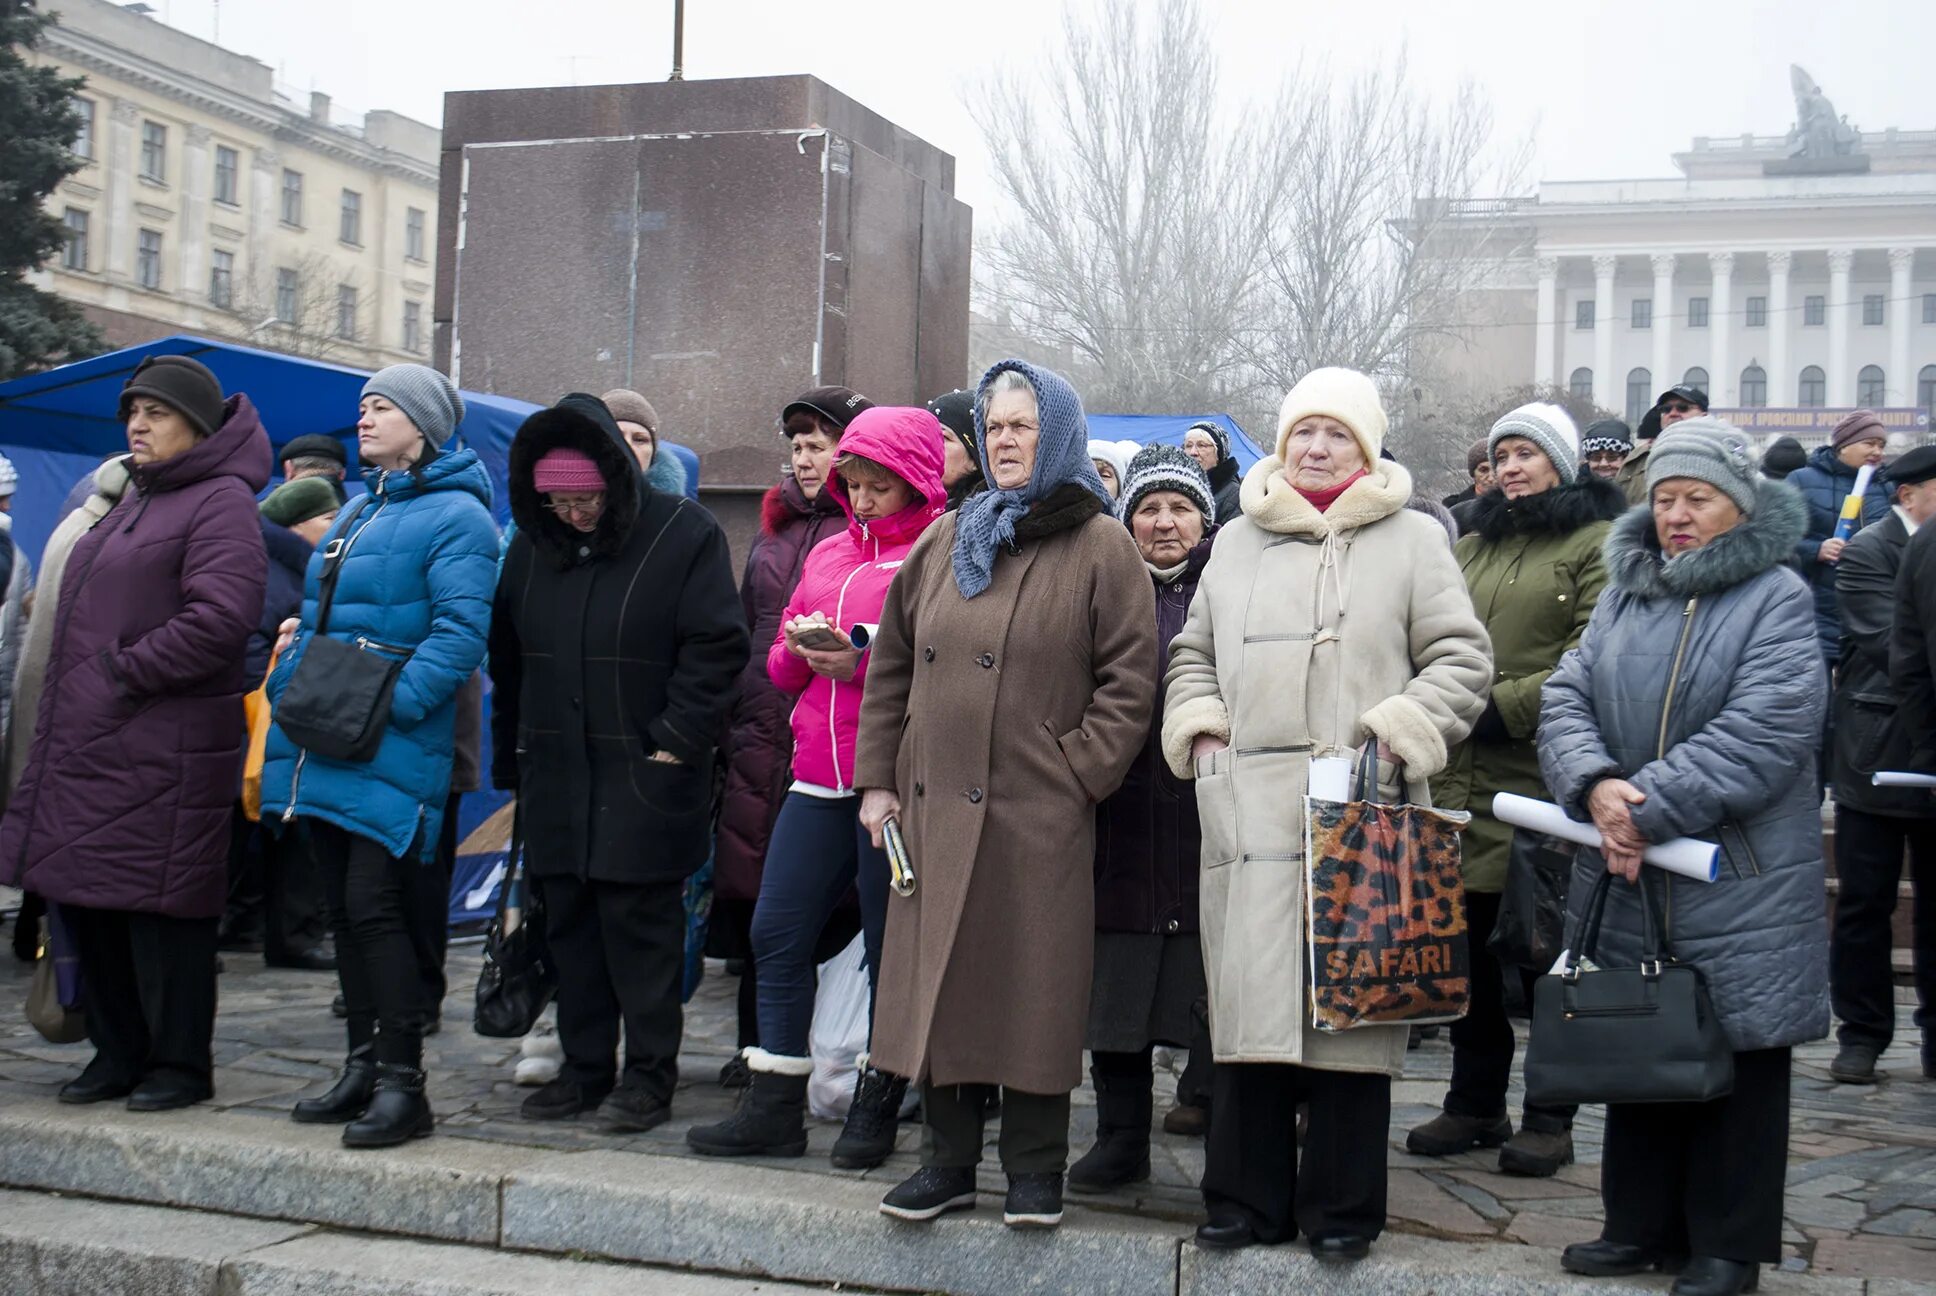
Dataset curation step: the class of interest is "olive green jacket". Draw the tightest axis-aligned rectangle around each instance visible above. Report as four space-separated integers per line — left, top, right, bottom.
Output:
1431 476 1627 891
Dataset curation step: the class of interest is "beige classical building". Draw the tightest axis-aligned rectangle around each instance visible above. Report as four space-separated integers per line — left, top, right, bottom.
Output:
1425 70 1936 445
25 0 437 369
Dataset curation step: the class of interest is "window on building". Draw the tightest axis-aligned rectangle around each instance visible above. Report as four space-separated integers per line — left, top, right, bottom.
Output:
1863 295 1885 326
1921 365 1936 416
213 145 238 205
1569 367 1593 401
336 285 358 340
1804 295 1825 326
1799 365 1826 407
1626 368 1653 424
60 208 88 271
209 249 233 309
1746 296 1767 327
280 169 303 226
406 207 426 262
136 228 162 289
1858 365 1886 406
403 301 423 354
339 189 362 246
1632 298 1652 330
1740 365 1767 408
139 120 166 181
1682 367 1709 393
275 267 298 322
1688 297 1709 329
1576 300 1595 330
1926 294 1936 325
71 98 95 160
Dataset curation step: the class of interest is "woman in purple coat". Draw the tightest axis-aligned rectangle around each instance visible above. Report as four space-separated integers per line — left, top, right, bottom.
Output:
1 356 270 1111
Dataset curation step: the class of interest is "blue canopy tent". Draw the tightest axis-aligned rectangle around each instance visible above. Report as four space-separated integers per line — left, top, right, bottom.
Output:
0 336 716 930
1086 413 1262 469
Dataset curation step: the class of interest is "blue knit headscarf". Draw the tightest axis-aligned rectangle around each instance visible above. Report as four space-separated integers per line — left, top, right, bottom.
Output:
951 359 1109 599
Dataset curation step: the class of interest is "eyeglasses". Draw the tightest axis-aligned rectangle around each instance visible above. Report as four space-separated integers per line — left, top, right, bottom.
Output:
1660 401 1694 415
545 497 604 518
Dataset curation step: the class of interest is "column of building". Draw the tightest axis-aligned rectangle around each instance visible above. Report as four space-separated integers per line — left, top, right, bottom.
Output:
104 98 139 283
1650 254 1675 393
1767 251 1793 406
1707 252 1733 406
1534 256 1558 388
1592 255 1618 411
1827 248 1854 406
1888 248 1915 407
179 125 211 311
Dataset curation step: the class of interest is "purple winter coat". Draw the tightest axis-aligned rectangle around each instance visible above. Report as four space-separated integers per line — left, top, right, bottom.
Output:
1 396 271 919
712 476 845 902
1092 532 1215 934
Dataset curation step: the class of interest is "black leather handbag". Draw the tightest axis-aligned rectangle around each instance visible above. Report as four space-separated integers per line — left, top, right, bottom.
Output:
1522 870 1734 1108
273 499 409 764
1488 830 1573 971
474 820 556 1038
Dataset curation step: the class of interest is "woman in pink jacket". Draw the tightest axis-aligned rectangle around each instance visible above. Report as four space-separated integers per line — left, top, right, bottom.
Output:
689 406 944 1168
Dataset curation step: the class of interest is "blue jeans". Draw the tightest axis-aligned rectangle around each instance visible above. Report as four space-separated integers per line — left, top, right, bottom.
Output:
749 791 890 1058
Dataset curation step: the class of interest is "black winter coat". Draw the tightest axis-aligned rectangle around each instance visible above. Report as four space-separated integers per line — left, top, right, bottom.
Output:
248 519 312 686
1834 512 1928 816
1891 523 1936 773
1093 533 1213 934
711 477 846 901
490 394 750 883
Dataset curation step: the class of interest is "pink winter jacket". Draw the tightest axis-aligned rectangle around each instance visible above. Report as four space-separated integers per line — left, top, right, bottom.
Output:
769 406 946 791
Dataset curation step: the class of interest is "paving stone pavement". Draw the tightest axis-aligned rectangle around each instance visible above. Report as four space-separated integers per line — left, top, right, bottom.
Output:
0 944 1930 1282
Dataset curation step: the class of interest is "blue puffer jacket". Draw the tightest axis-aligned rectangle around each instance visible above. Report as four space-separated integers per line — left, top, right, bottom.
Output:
260 448 499 860
1785 444 1890 661
1539 479 1830 1053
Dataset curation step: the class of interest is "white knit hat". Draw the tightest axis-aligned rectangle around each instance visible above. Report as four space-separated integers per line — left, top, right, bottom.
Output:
1275 368 1388 466
1489 403 1581 485
0 453 15 498
1088 439 1133 490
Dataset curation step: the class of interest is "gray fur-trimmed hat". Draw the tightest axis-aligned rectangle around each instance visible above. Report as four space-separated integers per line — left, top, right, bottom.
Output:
1647 416 1760 515
1488 402 1580 485
1117 443 1215 524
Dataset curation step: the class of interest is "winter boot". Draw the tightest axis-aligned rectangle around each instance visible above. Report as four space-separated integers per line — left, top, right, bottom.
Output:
831 1056 908 1169
1499 1122 1575 1177
292 1045 376 1124
1069 1065 1153 1193
685 1048 811 1158
342 1063 433 1148
1406 1109 1512 1157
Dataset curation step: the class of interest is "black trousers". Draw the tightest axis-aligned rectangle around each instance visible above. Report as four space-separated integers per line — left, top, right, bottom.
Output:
538 872 685 1102
921 1081 1071 1173
1447 889 1577 1131
65 904 219 1089
1202 1061 1390 1243
225 806 328 954
1601 1047 1791 1264
307 820 434 1068
1832 806 1935 1048
404 792 462 1019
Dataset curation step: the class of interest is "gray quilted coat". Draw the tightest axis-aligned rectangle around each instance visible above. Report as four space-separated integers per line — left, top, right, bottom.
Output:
1538 478 1830 1053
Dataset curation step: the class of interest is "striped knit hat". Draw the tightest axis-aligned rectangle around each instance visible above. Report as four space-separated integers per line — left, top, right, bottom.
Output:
1489 403 1580 484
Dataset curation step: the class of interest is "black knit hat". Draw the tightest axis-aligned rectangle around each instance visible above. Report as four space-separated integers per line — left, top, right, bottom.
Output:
927 389 978 463
118 355 224 439
279 433 349 468
1761 436 1808 479
1581 418 1634 456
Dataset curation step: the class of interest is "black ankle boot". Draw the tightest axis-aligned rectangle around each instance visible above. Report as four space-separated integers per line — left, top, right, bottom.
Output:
685 1050 810 1157
292 1046 376 1124
831 1063 908 1169
1068 1064 1152 1193
341 1063 433 1148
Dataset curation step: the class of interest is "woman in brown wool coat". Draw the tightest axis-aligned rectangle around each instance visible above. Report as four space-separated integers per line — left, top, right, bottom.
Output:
855 359 1157 1232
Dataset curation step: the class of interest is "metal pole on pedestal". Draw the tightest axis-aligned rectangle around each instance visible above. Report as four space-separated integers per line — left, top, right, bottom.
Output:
669 0 685 80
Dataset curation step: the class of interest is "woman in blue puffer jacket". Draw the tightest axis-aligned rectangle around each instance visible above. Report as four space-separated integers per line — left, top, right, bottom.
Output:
260 364 498 1150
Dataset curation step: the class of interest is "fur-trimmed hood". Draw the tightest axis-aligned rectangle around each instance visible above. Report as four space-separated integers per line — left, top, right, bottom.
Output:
1604 477 1807 599
647 446 688 498
1470 474 1627 543
760 474 843 538
1237 455 1414 537
508 392 642 567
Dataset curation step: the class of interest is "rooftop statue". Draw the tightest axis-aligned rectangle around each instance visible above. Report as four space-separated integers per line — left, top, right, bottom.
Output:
1786 65 1862 159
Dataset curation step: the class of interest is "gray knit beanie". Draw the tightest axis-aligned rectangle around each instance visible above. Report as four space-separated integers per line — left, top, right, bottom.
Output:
1646 417 1759 515
362 363 465 449
1488 402 1579 485
1117 444 1215 524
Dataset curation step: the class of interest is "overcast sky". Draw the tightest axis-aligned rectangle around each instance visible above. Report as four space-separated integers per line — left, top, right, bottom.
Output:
132 0 1933 218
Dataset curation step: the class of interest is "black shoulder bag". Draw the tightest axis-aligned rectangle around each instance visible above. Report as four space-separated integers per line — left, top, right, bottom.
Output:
1522 869 1734 1107
274 498 411 763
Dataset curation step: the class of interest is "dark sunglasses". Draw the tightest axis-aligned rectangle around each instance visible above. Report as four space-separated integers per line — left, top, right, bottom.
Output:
1660 401 1694 415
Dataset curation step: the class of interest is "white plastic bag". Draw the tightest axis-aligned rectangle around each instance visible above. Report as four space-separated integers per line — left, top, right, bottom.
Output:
807 935 870 1120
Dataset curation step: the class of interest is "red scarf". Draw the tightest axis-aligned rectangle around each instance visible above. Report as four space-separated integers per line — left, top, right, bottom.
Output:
1294 468 1368 514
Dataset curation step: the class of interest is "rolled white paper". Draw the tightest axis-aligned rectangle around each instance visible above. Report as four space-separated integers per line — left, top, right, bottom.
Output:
1872 771 1936 788
1491 792 1719 883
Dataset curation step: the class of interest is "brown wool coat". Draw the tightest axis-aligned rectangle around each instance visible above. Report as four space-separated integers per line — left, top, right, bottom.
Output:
854 507 1158 1094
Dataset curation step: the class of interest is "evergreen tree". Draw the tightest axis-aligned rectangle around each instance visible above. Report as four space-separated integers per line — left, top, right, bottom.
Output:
0 1 101 379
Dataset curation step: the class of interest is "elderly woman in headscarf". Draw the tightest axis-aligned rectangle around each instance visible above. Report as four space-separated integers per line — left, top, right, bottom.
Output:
1163 367 1492 1262
854 359 1157 1231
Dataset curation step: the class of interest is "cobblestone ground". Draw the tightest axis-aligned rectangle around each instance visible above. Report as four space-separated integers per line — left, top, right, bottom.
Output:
0 944 1929 1282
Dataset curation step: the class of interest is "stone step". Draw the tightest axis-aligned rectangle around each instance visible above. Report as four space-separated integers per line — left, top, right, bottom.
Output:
0 1187 811 1295
0 1102 1920 1296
